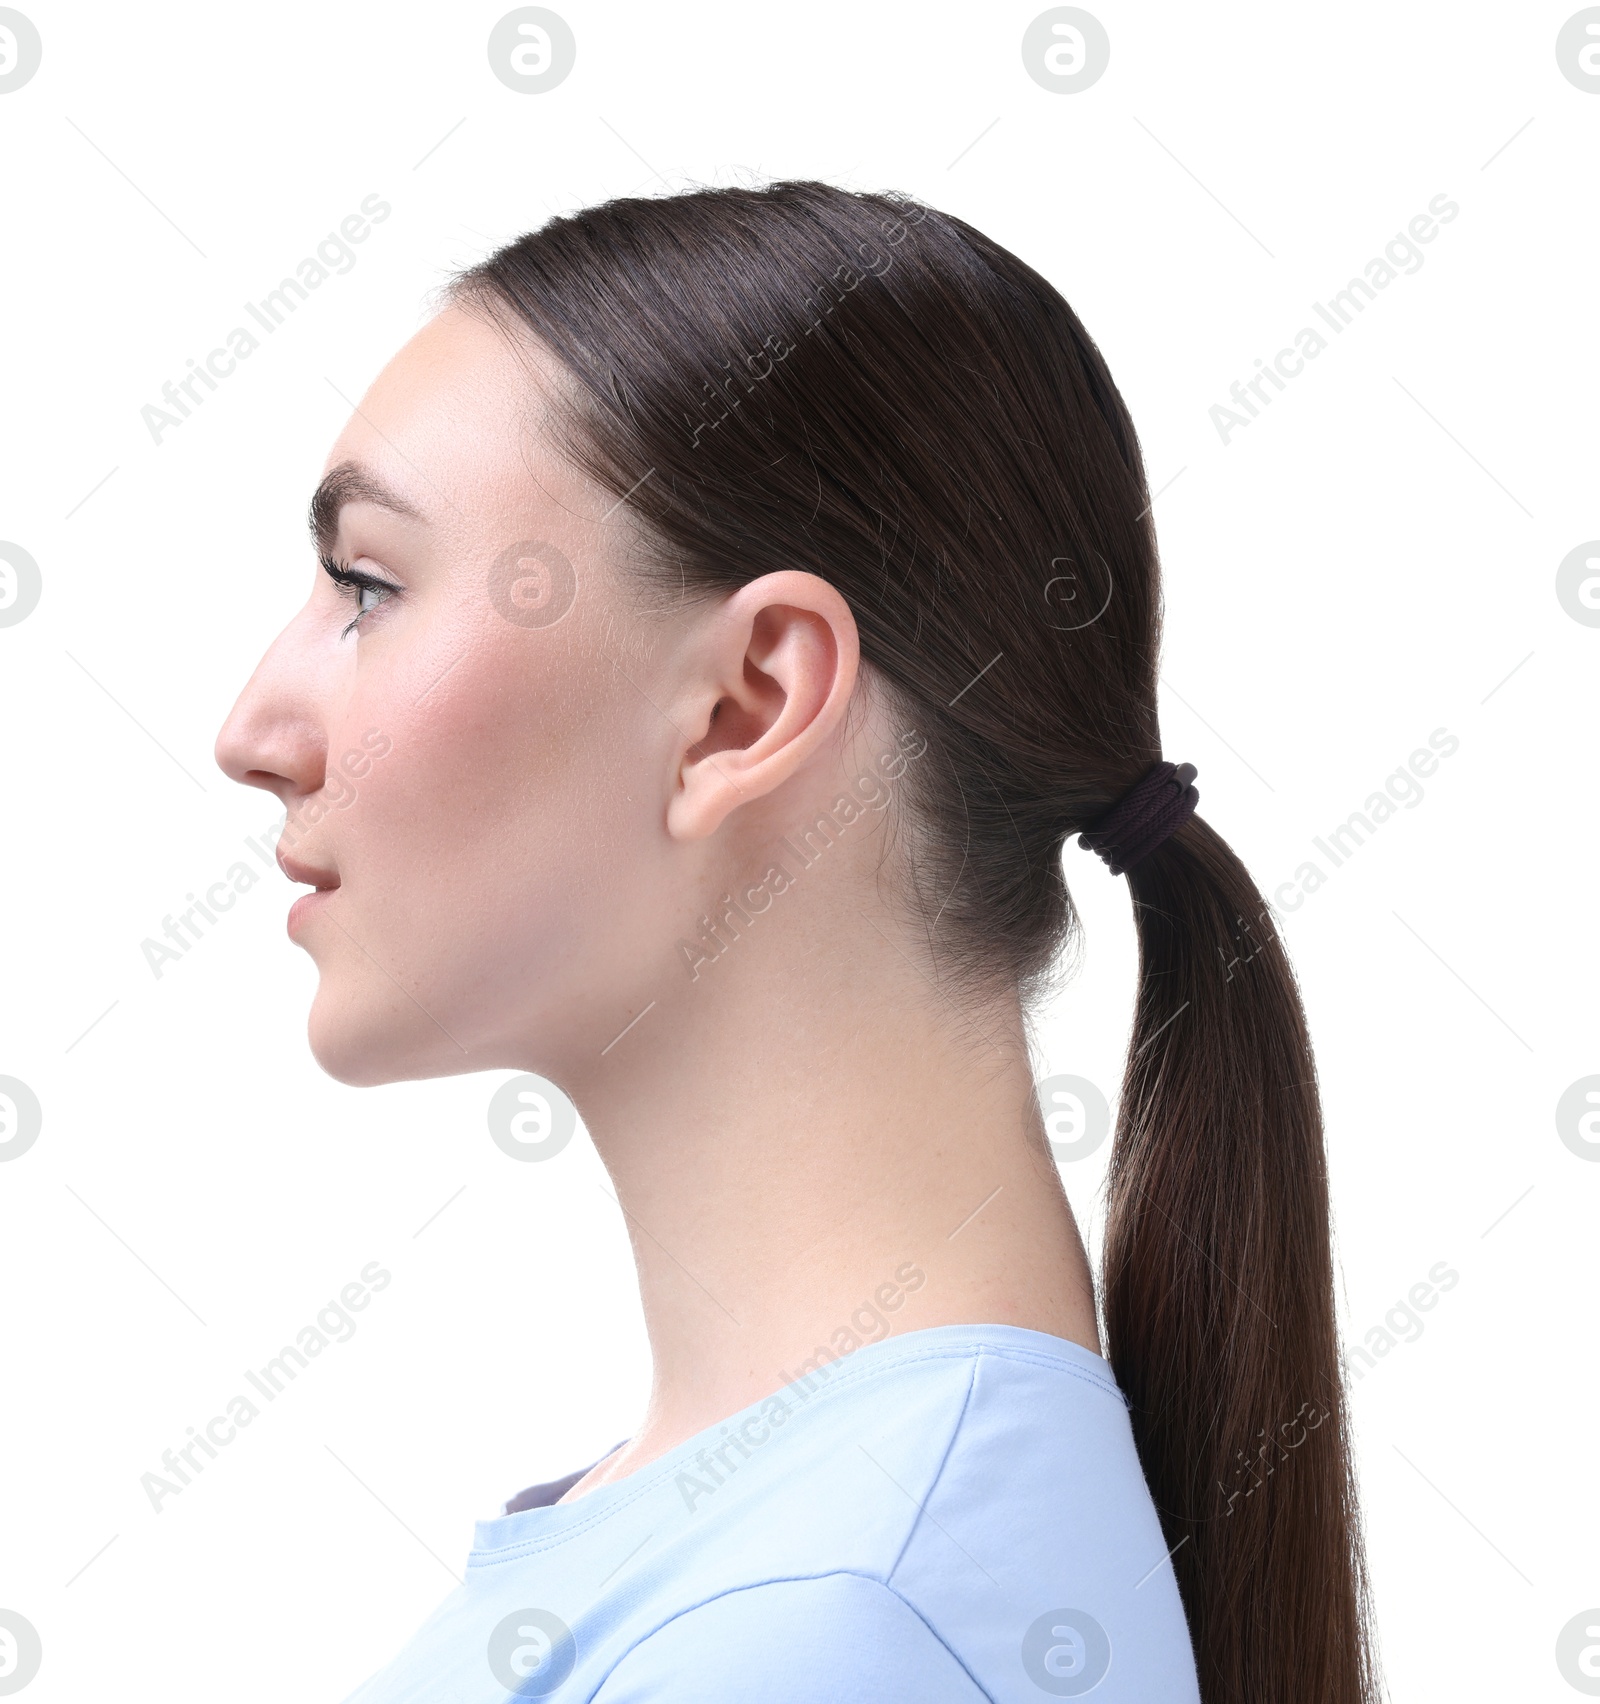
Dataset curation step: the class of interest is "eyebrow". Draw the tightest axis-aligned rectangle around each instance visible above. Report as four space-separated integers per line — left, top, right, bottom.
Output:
308 461 428 556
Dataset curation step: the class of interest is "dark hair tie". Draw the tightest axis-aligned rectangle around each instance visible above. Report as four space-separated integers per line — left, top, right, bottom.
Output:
1078 761 1199 876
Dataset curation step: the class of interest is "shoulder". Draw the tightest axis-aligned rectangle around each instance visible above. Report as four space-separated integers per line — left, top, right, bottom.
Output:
662 1326 1142 1587
592 1573 991 1702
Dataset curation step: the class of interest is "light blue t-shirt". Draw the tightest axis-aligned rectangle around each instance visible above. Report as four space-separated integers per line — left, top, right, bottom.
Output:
340 1323 1200 1701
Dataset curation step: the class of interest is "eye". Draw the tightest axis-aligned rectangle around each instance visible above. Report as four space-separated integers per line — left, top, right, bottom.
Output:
320 554 401 638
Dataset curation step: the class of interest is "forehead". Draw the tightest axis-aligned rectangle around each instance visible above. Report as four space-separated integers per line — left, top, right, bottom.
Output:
318 304 567 539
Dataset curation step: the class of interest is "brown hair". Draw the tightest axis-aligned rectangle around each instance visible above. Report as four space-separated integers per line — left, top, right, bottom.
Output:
450 179 1380 1704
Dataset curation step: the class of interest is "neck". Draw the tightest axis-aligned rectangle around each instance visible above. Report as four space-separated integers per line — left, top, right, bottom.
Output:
561 861 1100 1497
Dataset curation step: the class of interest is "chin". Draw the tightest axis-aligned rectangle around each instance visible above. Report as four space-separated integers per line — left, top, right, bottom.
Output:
305 992 478 1088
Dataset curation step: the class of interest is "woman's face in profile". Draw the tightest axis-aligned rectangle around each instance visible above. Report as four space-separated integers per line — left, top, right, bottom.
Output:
215 307 686 1087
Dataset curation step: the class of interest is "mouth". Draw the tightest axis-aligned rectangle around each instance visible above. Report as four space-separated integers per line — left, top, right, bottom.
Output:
278 848 341 937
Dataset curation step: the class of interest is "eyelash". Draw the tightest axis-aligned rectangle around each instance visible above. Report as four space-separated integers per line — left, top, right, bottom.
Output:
319 554 401 638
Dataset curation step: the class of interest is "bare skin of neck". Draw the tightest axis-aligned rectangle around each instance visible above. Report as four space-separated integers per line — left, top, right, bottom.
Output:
556 762 1101 1503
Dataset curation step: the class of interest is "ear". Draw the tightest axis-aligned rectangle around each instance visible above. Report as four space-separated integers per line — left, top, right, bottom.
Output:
667 571 860 842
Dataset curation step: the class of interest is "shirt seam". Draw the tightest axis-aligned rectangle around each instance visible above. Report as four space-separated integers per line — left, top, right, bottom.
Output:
886 1351 978 1586
583 1570 997 1704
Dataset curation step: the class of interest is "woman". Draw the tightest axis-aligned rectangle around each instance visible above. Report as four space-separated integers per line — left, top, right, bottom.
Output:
216 180 1378 1702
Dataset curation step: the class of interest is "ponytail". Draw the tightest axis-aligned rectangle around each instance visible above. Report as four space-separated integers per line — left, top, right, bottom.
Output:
1104 814 1381 1704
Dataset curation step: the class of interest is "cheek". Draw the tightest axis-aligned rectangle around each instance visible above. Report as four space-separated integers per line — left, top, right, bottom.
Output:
331 635 662 999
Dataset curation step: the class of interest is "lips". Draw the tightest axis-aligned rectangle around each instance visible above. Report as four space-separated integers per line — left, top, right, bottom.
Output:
278 847 340 938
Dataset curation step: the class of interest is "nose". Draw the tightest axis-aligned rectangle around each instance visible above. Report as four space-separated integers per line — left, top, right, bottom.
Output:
214 615 330 805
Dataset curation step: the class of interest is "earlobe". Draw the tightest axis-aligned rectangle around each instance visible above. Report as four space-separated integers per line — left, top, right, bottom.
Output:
666 572 859 843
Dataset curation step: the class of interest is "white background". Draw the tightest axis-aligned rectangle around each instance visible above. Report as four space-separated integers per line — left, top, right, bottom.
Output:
0 2 1595 1699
